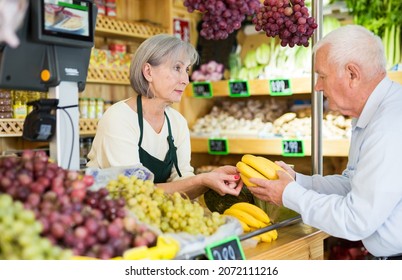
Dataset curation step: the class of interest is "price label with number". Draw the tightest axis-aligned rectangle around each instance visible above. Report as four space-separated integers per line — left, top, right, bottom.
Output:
205 235 245 260
192 82 213 98
269 79 292 96
208 138 229 155
229 80 250 97
282 139 305 157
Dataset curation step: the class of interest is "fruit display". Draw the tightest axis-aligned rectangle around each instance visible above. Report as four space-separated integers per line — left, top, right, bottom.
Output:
106 174 226 236
190 99 352 139
183 0 261 40
272 110 352 139
0 150 158 259
223 202 278 243
191 60 225 82
253 0 318 47
190 98 289 137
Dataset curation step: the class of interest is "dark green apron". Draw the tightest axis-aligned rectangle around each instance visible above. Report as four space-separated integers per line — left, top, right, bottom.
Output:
137 95 182 183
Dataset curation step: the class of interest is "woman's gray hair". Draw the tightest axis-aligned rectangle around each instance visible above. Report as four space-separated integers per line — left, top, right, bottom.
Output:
129 34 199 97
313 25 386 78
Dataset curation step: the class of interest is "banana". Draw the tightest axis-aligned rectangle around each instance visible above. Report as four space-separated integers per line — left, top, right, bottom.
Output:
238 219 251 232
223 214 251 232
241 154 285 180
257 230 278 243
239 173 255 187
223 207 266 228
123 246 149 260
269 229 278 240
122 236 180 260
230 202 271 225
258 231 272 243
236 161 267 185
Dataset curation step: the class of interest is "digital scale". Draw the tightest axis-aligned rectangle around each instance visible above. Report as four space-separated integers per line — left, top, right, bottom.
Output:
0 0 97 170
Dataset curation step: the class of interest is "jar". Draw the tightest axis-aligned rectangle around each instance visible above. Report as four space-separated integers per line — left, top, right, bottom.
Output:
80 138 89 159
96 98 104 119
85 138 93 155
79 97 89 119
88 98 96 119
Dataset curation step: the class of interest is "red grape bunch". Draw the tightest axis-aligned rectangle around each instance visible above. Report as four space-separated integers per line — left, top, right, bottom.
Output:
0 150 158 259
252 0 318 47
183 0 260 40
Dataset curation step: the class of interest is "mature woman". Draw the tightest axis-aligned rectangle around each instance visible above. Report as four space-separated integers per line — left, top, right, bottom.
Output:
87 34 243 199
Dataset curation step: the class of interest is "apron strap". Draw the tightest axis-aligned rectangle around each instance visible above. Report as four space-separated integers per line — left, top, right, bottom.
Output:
137 95 144 146
166 112 182 177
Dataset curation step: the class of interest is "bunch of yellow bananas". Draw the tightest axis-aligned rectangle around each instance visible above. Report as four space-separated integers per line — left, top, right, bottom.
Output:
122 235 180 260
223 202 278 243
236 154 286 187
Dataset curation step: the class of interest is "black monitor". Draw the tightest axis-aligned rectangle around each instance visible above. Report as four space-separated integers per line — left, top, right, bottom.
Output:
0 0 97 92
32 0 94 48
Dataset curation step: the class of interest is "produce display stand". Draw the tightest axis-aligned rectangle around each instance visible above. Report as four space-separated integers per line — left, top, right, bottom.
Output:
176 216 329 260
243 222 329 260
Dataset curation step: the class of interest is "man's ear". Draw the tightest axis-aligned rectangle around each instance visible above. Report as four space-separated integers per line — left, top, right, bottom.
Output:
346 63 360 87
142 63 152 82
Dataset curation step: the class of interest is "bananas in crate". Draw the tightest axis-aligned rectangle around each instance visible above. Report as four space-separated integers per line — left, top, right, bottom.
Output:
223 202 278 243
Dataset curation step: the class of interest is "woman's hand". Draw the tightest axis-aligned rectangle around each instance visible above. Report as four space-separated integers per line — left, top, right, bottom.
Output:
203 165 243 196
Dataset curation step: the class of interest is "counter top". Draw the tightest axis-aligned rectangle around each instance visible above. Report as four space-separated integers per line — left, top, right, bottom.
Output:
242 222 330 260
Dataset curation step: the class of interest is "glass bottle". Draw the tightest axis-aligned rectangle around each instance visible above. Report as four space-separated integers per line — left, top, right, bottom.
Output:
13 90 28 119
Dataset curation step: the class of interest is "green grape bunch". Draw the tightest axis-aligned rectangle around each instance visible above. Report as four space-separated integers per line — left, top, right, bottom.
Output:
0 194 72 260
106 174 226 236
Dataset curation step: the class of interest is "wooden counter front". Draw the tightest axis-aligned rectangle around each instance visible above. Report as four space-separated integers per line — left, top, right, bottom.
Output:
242 222 330 260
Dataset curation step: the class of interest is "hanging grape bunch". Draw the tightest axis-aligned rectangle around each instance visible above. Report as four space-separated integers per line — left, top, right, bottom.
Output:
252 0 318 47
183 0 260 40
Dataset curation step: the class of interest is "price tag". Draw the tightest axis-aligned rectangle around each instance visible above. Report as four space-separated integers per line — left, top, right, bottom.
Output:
282 139 305 157
228 80 250 97
269 79 292 96
205 235 245 260
208 138 229 155
192 82 212 98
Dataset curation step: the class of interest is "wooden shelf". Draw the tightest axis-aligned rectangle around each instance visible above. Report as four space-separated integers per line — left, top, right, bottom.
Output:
190 137 350 157
87 67 129 85
185 72 402 97
243 222 330 260
0 119 98 137
184 72 402 157
185 77 312 97
94 15 169 41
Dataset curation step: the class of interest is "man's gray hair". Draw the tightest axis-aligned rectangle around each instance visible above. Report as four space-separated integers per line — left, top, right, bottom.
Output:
313 25 387 78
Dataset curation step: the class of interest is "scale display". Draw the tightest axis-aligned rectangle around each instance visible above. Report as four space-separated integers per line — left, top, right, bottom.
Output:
33 0 95 47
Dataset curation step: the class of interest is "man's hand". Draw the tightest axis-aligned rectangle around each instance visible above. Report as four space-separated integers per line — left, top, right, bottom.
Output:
247 170 294 206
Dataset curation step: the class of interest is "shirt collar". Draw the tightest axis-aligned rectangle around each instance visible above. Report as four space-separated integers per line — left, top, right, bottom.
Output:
354 76 392 129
